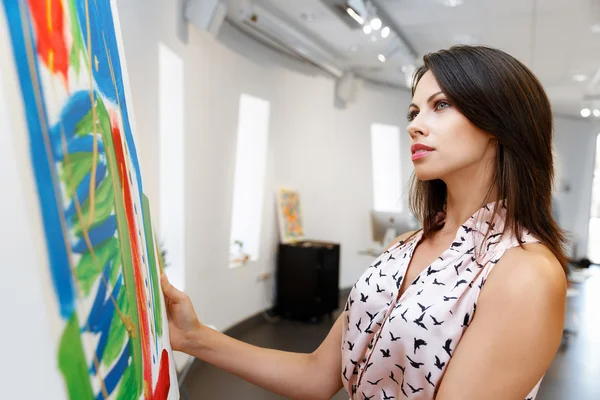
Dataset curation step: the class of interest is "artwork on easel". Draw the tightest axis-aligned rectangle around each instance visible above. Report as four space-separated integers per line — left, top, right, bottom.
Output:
276 188 305 244
0 1 178 399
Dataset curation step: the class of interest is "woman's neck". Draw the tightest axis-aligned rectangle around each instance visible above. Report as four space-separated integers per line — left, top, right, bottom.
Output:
438 168 498 235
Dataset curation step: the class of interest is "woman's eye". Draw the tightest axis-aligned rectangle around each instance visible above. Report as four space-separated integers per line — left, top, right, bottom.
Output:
407 111 418 122
435 101 450 111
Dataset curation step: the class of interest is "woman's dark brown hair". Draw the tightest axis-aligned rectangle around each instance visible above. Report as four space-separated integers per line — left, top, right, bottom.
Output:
409 45 567 270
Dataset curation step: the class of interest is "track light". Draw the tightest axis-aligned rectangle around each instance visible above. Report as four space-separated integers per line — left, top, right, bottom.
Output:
370 18 382 30
346 7 364 25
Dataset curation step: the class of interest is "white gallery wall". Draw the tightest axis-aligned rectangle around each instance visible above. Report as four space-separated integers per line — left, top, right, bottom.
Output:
115 0 599 363
553 117 599 258
116 0 413 338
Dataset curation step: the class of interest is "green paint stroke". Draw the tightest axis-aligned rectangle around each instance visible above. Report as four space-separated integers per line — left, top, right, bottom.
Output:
109 247 123 288
58 313 94 400
115 359 141 400
67 0 85 75
103 288 130 367
73 177 115 236
142 194 162 336
74 107 107 138
96 96 112 150
76 237 119 296
60 151 93 198
96 93 144 394
111 176 144 397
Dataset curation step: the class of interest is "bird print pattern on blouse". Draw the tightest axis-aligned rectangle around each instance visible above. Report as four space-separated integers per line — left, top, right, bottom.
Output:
341 202 543 400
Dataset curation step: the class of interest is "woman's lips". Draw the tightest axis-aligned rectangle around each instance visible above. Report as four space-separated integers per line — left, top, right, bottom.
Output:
411 143 435 161
412 149 432 161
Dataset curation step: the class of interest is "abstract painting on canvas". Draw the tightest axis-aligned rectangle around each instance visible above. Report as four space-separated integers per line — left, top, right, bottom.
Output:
276 188 305 244
0 1 178 398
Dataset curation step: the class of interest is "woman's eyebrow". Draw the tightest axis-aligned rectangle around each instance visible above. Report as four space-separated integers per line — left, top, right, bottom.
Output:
409 91 444 109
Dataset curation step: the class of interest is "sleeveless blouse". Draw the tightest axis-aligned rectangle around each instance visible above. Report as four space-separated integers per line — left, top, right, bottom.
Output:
341 202 542 399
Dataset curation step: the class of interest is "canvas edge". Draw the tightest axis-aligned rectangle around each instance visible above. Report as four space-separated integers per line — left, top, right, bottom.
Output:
111 1 180 397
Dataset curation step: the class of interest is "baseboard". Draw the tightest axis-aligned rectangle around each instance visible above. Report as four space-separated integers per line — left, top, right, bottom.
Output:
180 286 353 387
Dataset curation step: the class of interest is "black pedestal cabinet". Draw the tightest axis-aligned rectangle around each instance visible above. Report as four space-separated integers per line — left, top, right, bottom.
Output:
275 241 340 321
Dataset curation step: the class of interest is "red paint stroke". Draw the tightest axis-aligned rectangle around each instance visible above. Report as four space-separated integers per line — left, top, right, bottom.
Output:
152 349 171 400
111 121 152 398
27 0 69 87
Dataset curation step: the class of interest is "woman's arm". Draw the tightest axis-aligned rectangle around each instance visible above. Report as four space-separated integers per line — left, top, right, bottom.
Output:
436 243 566 399
161 275 343 400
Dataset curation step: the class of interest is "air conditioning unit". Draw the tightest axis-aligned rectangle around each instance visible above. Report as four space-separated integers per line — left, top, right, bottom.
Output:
185 0 228 37
185 0 355 106
227 1 344 78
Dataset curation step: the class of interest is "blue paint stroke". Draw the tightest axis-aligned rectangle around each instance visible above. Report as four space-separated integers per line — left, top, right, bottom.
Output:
2 1 75 318
65 135 106 157
95 340 131 399
87 267 120 331
49 90 96 159
76 0 142 196
72 215 117 253
87 267 122 374
49 90 107 161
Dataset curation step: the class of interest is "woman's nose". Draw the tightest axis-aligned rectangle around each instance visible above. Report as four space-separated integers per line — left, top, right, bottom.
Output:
407 115 429 139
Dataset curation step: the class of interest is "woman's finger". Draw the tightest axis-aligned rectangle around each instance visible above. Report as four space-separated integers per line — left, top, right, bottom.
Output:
161 273 185 302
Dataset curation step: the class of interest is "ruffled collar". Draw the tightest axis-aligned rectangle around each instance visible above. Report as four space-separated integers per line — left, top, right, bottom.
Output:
433 200 507 237
402 200 508 267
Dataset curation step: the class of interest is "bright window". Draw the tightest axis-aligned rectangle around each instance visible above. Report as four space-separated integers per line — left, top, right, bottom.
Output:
159 43 185 290
371 123 402 212
229 94 270 267
588 133 600 263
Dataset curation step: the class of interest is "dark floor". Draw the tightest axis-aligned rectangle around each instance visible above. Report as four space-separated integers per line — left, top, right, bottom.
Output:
538 266 600 399
183 267 600 399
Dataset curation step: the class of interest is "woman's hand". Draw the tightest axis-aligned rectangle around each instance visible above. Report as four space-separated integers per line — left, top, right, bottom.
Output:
160 274 203 352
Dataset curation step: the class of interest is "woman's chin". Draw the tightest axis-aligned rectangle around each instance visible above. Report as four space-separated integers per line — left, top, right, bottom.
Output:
414 168 441 181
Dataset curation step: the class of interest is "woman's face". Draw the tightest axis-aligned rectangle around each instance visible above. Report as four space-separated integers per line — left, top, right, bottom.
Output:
407 71 496 182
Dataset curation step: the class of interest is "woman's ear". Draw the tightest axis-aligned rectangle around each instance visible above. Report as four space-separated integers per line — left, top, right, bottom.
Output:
487 136 500 152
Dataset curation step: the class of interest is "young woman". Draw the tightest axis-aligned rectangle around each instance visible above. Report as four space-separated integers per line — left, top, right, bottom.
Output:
161 45 567 400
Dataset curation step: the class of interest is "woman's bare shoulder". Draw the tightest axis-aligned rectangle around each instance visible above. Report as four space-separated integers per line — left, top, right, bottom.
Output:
483 242 566 307
501 243 565 288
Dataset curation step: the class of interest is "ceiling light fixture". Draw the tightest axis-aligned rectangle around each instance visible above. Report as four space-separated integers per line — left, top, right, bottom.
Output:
594 109 600 117
346 7 364 25
370 18 382 30
440 0 464 7
363 25 372 34
581 108 591 117
573 74 588 82
378 54 386 63
381 26 390 38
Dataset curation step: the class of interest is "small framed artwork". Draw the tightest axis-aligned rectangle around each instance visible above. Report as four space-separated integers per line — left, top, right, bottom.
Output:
276 188 305 244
